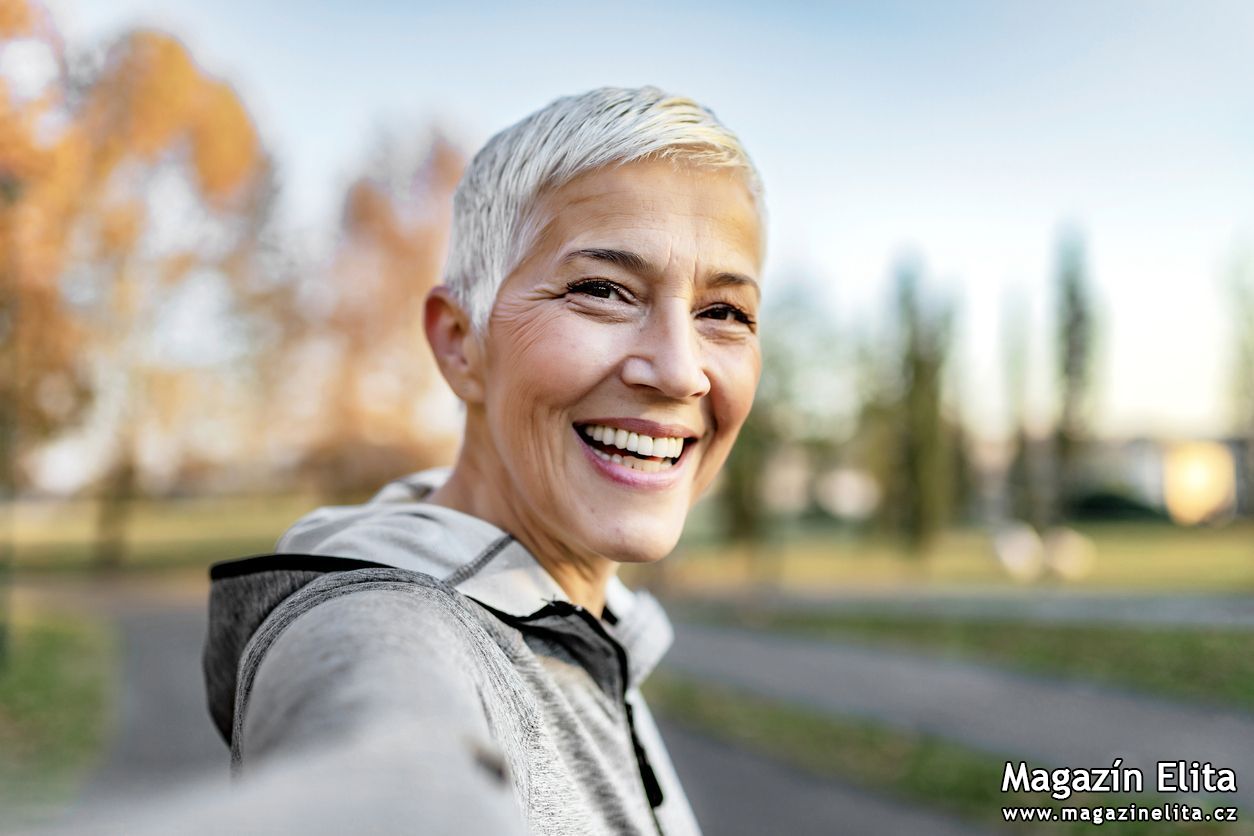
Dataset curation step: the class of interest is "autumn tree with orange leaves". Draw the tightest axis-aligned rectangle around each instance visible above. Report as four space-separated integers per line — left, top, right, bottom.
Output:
0 0 82 661
0 2 87 505
279 131 465 499
3 0 468 582
0 1 273 568
70 30 272 566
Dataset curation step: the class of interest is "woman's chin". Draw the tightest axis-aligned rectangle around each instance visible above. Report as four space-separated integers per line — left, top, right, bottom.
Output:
587 523 684 566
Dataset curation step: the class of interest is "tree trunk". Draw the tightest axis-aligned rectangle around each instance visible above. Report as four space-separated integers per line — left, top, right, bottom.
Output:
0 398 14 668
94 452 137 572
0 290 16 667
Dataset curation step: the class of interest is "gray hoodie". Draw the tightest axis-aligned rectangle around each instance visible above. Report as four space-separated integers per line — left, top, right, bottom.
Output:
203 466 702 836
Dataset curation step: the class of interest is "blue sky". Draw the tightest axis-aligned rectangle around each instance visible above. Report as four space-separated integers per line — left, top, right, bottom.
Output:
58 0 1254 441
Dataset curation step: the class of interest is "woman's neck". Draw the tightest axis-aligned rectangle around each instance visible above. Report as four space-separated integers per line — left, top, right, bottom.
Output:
426 451 619 619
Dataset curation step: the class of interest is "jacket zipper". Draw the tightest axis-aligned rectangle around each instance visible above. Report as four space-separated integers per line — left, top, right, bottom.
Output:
472 597 668 835
569 604 667 836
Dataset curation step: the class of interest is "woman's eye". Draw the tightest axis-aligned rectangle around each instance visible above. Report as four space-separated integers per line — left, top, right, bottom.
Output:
567 279 626 301
700 304 757 330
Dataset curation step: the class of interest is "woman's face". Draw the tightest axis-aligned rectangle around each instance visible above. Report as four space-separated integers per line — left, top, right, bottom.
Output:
476 157 763 564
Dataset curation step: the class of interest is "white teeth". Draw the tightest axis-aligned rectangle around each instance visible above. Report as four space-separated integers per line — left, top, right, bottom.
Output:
613 454 672 473
579 423 686 460
586 433 676 472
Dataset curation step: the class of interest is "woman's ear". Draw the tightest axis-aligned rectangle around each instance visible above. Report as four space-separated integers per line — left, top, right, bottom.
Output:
424 285 486 405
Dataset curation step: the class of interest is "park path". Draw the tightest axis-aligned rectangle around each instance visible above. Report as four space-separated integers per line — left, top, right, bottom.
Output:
657 717 993 836
74 607 228 805
51 598 229 830
677 589 1254 629
17 575 994 835
665 620 1254 806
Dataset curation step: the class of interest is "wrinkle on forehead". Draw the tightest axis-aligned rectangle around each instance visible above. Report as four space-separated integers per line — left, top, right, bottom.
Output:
515 159 763 284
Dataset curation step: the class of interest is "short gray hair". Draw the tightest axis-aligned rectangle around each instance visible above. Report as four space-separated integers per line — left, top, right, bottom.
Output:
443 86 765 337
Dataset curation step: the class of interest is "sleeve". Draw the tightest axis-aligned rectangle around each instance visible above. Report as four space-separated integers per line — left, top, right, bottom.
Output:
233 587 528 835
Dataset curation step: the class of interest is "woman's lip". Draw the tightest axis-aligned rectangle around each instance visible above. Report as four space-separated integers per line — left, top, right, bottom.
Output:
573 425 689 490
573 417 699 439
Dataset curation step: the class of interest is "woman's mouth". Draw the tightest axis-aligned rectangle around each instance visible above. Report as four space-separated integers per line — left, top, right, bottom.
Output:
573 422 692 474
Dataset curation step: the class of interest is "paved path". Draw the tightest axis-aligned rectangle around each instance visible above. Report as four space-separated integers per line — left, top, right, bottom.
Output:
77 608 228 803
61 606 229 826
665 621 1254 806
672 590 1254 629
26 575 1254 830
657 717 993 836
20 578 992 835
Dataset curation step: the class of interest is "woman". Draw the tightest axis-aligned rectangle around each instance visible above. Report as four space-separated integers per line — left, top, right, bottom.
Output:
203 86 765 836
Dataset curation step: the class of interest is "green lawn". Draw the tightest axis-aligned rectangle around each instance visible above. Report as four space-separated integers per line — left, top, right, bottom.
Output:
12 495 317 572
661 520 1254 593
644 672 1250 836
14 496 1254 592
684 607 1254 714
0 611 118 828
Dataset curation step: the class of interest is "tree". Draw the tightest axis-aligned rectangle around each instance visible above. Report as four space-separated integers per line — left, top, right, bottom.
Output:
717 274 846 582
0 0 95 660
56 30 270 567
278 130 465 499
1002 291 1048 529
892 258 954 555
1053 227 1095 521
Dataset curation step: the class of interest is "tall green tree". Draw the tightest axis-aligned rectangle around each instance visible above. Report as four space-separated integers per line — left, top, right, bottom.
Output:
718 275 845 570
1002 292 1048 528
1053 228 1095 521
892 259 954 555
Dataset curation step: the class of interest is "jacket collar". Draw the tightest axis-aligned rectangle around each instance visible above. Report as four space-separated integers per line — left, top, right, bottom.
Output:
279 466 674 691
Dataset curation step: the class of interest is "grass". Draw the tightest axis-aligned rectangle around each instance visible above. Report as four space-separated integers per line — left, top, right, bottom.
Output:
12 494 317 572
684 608 1254 715
643 671 1251 835
660 519 1254 593
12 494 1254 591
0 610 118 828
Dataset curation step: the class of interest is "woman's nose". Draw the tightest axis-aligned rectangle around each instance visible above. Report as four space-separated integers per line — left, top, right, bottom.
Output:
620 301 711 399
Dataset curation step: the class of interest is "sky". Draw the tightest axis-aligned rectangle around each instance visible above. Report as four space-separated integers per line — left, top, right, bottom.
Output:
55 0 1254 442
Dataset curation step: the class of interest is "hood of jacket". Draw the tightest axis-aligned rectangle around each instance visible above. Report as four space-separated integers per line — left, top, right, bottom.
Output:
202 466 676 745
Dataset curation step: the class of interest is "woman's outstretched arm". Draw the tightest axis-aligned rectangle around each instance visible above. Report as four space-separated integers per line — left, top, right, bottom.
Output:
236 588 528 834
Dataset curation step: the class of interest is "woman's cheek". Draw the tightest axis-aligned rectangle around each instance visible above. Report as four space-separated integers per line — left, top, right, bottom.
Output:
495 311 594 393
712 342 762 427
538 317 632 386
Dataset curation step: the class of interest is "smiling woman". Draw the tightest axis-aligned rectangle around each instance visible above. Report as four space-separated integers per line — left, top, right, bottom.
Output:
202 87 766 836
426 156 763 607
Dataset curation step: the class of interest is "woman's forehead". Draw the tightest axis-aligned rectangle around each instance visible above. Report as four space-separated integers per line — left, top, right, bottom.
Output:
523 159 763 275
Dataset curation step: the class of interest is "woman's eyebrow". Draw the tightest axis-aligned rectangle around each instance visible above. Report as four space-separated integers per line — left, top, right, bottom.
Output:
709 272 761 300
562 247 760 299
562 247 652 274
